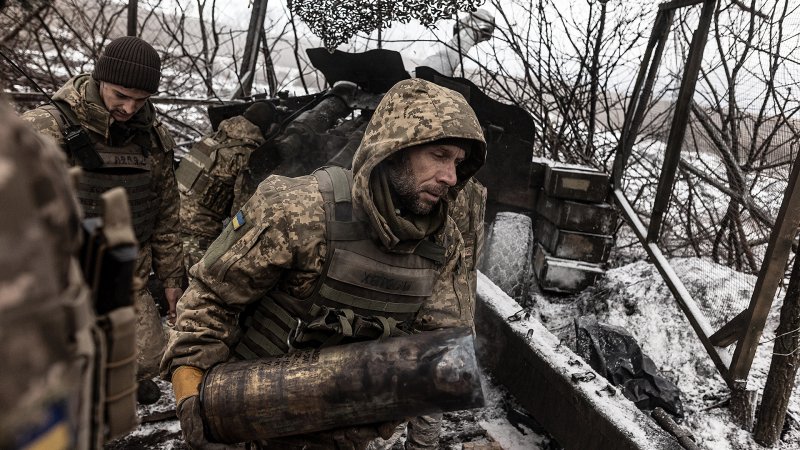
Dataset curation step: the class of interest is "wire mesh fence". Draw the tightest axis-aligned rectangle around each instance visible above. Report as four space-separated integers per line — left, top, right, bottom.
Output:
620 1 800 332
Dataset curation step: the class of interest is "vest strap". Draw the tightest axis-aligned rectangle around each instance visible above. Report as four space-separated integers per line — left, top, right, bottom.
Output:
319 284 422 314
326 221 367 241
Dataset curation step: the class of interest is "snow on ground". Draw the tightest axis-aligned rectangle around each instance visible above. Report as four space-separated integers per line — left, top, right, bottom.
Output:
535 256 800 450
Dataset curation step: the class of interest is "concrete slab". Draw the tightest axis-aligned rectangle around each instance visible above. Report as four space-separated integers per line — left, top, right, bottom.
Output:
474 272 683 450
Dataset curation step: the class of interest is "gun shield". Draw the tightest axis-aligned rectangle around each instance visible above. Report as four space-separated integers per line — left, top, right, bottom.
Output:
200 327 485 443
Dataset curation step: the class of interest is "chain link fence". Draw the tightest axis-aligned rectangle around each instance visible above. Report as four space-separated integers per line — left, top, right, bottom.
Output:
620 1 800 331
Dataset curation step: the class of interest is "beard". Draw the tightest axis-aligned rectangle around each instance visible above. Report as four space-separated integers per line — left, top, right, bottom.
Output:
387 159 448 215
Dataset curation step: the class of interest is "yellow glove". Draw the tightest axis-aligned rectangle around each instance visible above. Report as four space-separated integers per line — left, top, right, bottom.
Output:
171 365 204 407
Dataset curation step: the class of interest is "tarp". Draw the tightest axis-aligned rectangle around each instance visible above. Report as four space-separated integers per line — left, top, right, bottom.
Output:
574 316 684 418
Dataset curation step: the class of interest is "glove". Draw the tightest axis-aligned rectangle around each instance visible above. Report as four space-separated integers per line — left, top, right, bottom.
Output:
172 366 228 450
177 395 231 449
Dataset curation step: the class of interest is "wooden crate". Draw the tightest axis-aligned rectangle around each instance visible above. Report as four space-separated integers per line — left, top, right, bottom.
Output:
530 156 550 189
543 164 610 203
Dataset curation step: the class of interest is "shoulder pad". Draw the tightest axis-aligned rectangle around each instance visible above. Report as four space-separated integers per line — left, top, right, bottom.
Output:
21 107 66 145
153 121 176 152
195 136 220 156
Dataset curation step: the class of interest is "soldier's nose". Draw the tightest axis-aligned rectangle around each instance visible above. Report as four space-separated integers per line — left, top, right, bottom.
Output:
438 163 458 187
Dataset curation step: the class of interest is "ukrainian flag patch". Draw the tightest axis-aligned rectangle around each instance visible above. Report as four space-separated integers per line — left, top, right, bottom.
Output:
232 210 246 230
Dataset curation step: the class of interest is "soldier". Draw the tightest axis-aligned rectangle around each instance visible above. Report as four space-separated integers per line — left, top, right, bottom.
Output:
177 101 276 270
0 88 141 448
21 36 184 404
161 78 486 449
0 94 84 450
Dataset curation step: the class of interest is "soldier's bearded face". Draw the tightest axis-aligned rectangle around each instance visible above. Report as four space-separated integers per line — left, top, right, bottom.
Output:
99 82 152 123
388 143 464 215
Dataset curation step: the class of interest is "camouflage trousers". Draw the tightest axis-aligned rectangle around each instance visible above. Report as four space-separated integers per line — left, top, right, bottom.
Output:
134 288 167 380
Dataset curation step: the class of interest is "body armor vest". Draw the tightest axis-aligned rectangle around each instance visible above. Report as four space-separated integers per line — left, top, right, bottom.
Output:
233 166 446 360
44 105 159 243
175 131 252 216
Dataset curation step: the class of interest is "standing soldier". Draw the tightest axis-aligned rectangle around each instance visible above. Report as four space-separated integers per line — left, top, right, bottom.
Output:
177 101 276 270
21 36 185 404
162 78 486 449
0 95 86 450
0 90 139 448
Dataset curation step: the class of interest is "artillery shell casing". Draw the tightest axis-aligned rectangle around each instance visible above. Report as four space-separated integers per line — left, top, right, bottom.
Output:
200 327 485 443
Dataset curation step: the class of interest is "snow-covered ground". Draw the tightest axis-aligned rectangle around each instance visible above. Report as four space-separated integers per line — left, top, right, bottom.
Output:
536 256 800 450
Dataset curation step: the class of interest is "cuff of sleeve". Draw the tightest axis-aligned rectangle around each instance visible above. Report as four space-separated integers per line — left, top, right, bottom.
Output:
172 365 204 406
161 277 183 288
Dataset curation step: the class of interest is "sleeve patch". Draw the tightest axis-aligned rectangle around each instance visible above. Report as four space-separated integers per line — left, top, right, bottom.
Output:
232 210 246 230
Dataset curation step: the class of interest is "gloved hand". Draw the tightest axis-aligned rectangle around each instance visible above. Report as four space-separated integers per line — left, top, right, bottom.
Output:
177 395 230 449
172 366 227 450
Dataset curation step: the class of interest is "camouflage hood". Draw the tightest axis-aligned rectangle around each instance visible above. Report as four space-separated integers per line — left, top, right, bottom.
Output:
351 78 486 247
52 73 156 139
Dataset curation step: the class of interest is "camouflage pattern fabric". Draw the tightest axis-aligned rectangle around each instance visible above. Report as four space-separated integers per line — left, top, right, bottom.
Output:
22 73 184 379
450 177 488 303
0 97 86 449
21 73 184 288
179 115 265 270
162 79 486 448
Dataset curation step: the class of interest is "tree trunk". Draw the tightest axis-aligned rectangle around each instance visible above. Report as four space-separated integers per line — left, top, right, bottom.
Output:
754 251 800 446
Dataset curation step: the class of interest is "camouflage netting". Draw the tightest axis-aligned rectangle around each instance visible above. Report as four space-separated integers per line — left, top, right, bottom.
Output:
288 0 484 50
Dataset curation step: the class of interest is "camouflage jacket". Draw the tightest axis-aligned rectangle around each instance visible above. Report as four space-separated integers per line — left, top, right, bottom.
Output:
162 78 486 375
0 97 85 448
21 74 184 288
178 115 265 267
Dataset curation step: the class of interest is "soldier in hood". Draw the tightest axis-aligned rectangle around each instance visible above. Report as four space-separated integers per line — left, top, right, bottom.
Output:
162 78 486 449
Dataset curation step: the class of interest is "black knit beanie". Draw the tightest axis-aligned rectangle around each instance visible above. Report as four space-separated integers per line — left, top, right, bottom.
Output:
242 101 277 135
93 36 161 93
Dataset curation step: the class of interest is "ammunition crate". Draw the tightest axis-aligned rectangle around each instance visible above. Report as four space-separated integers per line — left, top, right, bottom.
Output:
534 216 613 264
530 157 550 189
536 194 618 235
543 164 610 203
533 243 605 294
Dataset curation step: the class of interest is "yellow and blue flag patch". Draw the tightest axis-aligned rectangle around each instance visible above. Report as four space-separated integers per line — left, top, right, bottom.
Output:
232 210 246 231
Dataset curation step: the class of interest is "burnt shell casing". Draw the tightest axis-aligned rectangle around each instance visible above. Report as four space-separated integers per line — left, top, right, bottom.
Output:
199 327 485 443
